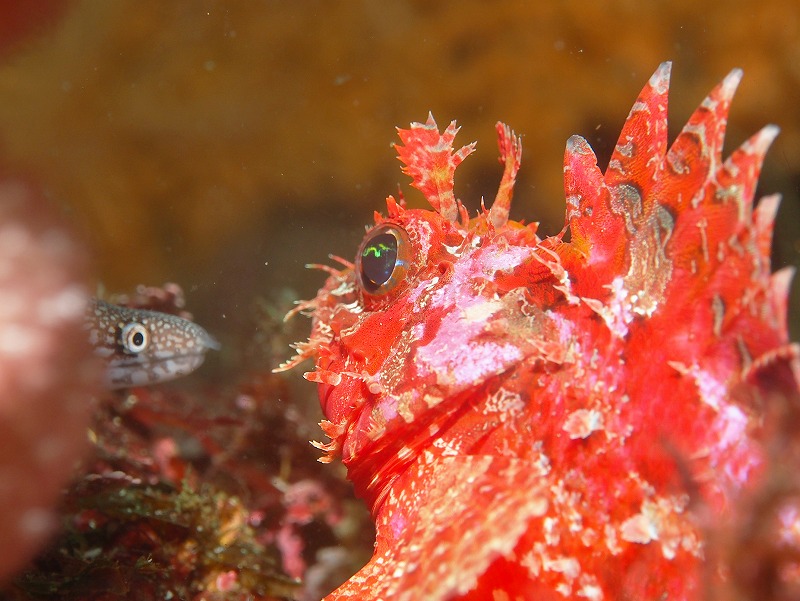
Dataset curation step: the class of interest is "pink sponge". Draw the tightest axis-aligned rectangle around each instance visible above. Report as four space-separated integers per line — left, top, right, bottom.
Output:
0 179 98 580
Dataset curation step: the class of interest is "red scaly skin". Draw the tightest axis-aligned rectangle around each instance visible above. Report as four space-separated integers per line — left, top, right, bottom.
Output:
278 63 800 600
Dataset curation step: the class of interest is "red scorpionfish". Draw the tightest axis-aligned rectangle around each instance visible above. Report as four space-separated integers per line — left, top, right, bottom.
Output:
279 63 800 600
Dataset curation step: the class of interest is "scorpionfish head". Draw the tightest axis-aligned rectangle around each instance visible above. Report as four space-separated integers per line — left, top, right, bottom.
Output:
314 198 558 494
281 63 798 520
285 106 574 506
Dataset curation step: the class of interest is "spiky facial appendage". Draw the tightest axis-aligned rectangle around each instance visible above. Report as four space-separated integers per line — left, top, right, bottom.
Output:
281 63 800 600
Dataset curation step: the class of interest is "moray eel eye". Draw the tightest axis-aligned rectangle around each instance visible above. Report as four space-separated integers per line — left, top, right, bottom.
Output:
121 322 149 354
357 224 410 296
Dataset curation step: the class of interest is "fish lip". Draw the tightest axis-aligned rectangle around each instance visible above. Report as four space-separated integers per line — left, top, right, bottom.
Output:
108 349 211 368
319 382 335 415
104 353 209 388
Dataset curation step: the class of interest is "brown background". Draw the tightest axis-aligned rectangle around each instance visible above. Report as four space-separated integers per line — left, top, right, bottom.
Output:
0 0 797 346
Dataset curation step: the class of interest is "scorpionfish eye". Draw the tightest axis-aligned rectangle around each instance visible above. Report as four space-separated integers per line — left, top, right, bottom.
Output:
356 224 411 296
121 322 149 354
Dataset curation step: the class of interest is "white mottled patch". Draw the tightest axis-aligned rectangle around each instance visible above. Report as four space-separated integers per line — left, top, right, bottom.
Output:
520 549 541 577
546 556 580 580
619 496 698 560
523 542 583 596
691 365 727 411
431 436 463 457
577 574 604 601
584 277 634 339
329 278 355 297
417 300 523 389
543 516 560 546
672 363 758 483
478 245 536 275
615 138 634 158
484 388 525 421
717 404 748 448
620 512 658 545
563 408 605 440
604 522 622 555
450 343 521 387
462 299 504 323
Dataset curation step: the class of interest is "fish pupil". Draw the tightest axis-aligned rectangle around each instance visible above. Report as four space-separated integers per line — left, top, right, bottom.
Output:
361 232 398 292
121 322 149 353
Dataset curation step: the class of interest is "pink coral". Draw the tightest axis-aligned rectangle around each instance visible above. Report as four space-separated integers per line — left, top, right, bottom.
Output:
0 178 98 580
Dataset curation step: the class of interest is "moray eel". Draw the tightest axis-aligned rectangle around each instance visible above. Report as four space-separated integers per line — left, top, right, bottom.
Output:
86 298 219 389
